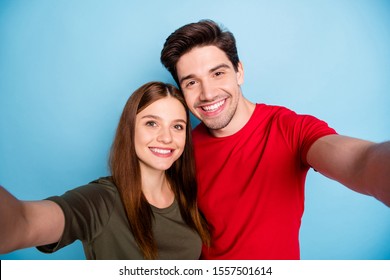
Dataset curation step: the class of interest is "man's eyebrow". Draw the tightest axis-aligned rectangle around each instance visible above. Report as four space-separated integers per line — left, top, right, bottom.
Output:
179 63 232 85
209 63 231 73
179 74 195 85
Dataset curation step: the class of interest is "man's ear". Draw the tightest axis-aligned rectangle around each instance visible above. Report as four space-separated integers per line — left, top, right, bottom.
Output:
237 61 244 86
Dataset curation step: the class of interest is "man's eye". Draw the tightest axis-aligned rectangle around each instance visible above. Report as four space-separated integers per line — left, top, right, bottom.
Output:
186 80 196 87
215 71 223 77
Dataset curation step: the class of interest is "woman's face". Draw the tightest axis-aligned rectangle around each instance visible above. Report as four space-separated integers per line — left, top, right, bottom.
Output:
135 96 187 173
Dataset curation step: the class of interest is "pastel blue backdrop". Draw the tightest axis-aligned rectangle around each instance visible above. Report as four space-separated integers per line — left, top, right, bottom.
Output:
1 0 389 260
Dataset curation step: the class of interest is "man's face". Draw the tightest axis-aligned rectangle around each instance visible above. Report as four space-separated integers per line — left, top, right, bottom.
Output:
176 45 244 133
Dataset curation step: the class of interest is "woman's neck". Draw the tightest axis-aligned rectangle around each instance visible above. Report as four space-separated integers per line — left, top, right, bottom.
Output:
141 170 174 209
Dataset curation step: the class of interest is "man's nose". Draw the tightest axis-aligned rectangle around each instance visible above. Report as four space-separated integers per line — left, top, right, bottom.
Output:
199 80 214 101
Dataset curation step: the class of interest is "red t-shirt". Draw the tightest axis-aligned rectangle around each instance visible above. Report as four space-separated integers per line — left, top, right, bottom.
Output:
193 104 337 259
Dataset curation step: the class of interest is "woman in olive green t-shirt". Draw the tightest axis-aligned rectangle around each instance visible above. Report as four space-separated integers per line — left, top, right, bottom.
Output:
0 81 210 260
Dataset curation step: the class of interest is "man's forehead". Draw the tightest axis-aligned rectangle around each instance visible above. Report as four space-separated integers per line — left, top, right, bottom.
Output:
176 46 232 77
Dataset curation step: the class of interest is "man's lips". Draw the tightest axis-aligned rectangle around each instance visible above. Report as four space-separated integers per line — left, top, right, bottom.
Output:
200 99 226 112
196 99 227 117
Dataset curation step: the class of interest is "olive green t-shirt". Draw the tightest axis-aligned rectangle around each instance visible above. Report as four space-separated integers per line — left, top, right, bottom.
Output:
37 177 202 259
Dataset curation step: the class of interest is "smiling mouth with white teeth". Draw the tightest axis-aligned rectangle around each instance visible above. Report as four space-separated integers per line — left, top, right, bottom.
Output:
149 147 173 155
201 99 225 112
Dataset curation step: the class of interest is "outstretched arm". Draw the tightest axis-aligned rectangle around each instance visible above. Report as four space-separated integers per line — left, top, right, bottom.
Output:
307 135 390 207
0 186 65 254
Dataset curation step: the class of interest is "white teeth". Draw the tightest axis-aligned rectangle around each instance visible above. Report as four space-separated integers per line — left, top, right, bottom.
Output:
150 148 172 154
202 100 225 112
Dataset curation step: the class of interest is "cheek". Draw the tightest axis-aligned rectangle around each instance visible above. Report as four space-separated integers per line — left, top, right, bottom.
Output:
183 91 196 105
176 134 187 150
133 135 143 156
134 129 152 149
219 78 236 88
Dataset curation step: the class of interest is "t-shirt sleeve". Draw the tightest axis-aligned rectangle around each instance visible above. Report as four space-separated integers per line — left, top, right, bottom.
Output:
276 108 337 167
297 115 337 167
37 177 118 254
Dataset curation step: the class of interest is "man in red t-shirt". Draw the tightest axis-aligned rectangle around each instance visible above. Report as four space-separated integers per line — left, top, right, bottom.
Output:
160 19 390 259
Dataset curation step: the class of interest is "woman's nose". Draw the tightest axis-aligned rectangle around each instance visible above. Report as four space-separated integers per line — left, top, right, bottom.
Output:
157 127 173 143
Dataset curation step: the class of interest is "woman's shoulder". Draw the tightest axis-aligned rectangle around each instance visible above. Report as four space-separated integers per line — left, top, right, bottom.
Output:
88 176 116 189
57 176 119 206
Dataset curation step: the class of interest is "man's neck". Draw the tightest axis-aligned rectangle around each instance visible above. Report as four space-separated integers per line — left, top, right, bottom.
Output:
210 97 256 138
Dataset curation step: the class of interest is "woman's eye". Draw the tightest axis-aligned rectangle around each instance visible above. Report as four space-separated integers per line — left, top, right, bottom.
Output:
174 124 184 130
146 121 157 127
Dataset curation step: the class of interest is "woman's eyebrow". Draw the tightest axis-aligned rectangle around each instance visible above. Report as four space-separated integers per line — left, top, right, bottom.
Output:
141 115 187 124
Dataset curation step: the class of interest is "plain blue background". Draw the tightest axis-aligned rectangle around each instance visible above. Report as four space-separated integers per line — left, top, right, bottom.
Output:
0 0 389 260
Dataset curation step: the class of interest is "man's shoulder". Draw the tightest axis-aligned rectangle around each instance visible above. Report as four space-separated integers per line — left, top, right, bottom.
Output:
255 103 296 116
192 122 209 138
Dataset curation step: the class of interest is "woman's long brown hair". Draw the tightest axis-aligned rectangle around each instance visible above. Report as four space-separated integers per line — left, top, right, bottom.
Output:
109 81 209 259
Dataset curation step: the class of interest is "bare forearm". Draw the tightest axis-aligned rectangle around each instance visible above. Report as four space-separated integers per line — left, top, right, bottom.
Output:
360 141 390 207
0 185 65 254
0 186 27 253
308 136 390 208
